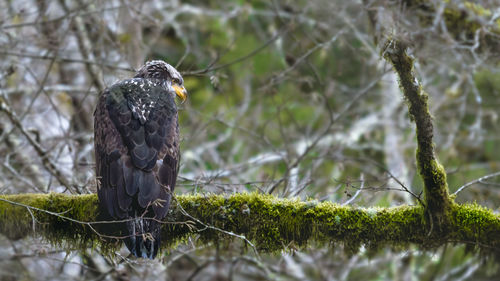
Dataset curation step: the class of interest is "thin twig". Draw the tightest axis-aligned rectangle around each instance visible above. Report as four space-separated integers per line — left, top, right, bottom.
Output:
342 174 365 206
182 26 290 76
346 156 424 205
267 71 386 194
171 193 261 260
0 93 76 193
0 51 134 72
453 171 500 196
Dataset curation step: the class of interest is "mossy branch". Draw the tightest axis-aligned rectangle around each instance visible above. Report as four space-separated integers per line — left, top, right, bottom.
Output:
383 41 452 229
0 193 499 255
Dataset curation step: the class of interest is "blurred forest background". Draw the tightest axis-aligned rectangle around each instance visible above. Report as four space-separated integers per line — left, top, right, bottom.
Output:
1 0 500 280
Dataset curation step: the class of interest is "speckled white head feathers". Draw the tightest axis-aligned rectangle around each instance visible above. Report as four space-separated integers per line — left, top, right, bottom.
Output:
135 60 187 101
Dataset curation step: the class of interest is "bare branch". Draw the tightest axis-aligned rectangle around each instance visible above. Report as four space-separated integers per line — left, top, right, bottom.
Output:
0 93 76 193
453 171 500 196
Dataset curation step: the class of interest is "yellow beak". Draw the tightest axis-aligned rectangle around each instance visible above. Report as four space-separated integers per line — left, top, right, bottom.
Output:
172 84 187 102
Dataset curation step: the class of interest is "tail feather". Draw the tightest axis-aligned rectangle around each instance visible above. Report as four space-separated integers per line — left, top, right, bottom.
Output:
124 217 161 259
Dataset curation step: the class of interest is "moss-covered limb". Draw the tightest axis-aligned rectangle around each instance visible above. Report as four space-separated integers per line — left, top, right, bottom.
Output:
383 41 452 228
1 193 499 254
0 193 99 239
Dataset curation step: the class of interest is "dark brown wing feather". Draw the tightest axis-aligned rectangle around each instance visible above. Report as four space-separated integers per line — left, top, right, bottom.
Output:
94 78 179 257
95 78 179 218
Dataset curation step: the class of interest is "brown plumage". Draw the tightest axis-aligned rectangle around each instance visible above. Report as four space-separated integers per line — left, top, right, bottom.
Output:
94 60 186 258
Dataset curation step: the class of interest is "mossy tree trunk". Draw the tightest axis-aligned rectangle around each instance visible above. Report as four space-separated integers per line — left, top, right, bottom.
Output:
383 41 453 233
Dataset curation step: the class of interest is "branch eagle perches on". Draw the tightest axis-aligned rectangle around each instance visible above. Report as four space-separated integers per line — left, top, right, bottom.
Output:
0 193 499 255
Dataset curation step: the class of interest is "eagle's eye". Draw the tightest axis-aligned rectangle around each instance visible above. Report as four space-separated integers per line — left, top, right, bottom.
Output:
172 78 181 85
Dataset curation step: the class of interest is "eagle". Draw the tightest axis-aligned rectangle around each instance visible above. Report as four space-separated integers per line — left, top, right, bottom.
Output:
94 60 186 259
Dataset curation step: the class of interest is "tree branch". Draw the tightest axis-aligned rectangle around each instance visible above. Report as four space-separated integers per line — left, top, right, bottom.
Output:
0 193 498 255
383 40 453 230
0 94 76 193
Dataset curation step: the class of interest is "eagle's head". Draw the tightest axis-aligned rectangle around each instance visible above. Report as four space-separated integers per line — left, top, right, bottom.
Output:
135 60 187 102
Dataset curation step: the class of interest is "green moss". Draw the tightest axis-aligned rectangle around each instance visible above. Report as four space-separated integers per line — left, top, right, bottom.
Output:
450 203 500 253
0 193 119 255
384 40 454 231
168 193 430 253
1 193 499 256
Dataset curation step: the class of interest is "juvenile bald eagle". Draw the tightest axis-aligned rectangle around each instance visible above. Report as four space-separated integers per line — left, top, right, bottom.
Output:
94 60 186 259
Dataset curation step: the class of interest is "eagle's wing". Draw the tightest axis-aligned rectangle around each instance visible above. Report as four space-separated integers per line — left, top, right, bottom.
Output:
94 86 128 219
94 79 179 220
